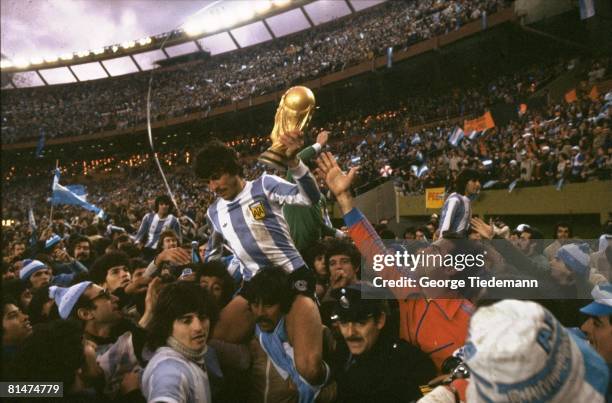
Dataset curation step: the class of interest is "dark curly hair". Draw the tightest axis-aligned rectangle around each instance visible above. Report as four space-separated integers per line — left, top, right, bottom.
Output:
89 251 130 285
324 239 361 271
146 281 218 351
194 139 242 180
243 267 294 314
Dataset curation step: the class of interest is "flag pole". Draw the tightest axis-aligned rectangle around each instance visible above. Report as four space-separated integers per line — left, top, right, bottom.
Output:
49 160 59 225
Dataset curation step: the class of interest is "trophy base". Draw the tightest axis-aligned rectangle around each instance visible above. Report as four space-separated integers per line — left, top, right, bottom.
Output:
258 149 288 171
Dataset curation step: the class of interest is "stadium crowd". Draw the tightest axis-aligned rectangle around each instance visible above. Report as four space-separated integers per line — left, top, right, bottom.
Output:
2 1 612 401
1 0 513 144
2 137 612 402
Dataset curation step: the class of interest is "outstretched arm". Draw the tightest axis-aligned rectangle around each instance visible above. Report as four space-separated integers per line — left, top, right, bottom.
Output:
315 152 414 300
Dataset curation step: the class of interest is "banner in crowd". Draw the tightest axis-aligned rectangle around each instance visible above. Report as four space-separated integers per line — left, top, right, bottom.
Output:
425 187 445 209
565 89 577 103
463 111 495 133
589 86 599 102
51 169 106 218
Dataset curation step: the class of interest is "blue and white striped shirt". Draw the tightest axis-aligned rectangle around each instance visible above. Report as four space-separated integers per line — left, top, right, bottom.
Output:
134 213 181 249
205 161 320 279
142 347 211 403
438 192 471 237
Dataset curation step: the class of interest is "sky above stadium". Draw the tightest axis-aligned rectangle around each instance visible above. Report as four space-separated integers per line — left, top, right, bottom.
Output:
1 0 384 87
1 0 213 59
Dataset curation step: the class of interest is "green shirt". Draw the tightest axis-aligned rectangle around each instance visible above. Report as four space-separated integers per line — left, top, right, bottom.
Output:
283 145 338 253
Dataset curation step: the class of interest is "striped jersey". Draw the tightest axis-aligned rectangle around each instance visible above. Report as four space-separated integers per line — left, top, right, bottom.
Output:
205 161 320 279
142 346 211 403
438 192 471 237
134 213 181 249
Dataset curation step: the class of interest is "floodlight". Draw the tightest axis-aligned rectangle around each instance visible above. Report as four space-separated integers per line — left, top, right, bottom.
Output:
254 0 272 13
76 50 90 57
60 53 74 60
138 37 152 45
184 20 205 36
13 58 30 68
0 59 13 69
121 41 136 49
92 48 105 55
30 56 44 65
272 0 290 7
44 55 59 62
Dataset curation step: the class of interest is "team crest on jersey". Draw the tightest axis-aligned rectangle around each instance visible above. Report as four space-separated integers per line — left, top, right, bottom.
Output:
249 201 266 220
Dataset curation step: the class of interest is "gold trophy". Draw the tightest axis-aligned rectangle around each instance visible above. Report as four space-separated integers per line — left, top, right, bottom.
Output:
258 86 316 171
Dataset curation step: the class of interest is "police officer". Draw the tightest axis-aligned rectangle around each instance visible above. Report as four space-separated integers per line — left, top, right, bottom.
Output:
330 283 436 403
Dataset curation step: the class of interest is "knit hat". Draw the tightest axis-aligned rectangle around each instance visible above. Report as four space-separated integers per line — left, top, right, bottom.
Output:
580 283 612 317
19 259 48 281
464 300 609 402
45 234 62 250
556 243 590 277
49 281 92 319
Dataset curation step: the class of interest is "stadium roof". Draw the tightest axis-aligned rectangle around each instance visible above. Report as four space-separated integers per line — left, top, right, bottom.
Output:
1 0 385 88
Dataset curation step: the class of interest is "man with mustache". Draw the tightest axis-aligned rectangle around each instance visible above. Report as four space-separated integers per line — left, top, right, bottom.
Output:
330 283 435 403
69 234 96 269
244 267 331 403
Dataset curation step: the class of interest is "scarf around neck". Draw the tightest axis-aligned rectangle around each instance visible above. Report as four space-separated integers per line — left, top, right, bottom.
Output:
166 336 207 366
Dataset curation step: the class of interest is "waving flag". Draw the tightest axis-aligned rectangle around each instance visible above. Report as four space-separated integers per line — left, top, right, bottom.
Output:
417 164 429 178
28 207 38 247
508 179 519 193
448 127 464 147
51 169 106 218
483 180 498 189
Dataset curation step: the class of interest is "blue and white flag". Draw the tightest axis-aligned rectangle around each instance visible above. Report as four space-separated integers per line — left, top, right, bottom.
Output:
35 128 46 158
28 207 38 247
481 159 493 169
448 127 464 147
468 129 483 141
411 134 421 145
508 179 518 193
579 0 595 19
556 178 565 191
483 180 498 189
417 164 429 178
51 169 105 218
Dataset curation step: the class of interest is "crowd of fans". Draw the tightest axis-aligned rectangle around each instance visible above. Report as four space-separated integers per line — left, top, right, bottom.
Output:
2 55 610 231
2 147 611 402
2 1 612 400
1 0 513 144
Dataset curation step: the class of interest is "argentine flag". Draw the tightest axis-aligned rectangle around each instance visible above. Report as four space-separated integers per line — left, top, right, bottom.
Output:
417 164 429 178
448 127 464 147
51 169 106 218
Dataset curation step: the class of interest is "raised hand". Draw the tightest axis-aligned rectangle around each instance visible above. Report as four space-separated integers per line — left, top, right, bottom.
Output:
470 217 494 240
315 130 330 147
315 152 358 198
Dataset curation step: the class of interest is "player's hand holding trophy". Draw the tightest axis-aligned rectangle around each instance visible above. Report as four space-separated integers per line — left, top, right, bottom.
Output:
258 85 316 171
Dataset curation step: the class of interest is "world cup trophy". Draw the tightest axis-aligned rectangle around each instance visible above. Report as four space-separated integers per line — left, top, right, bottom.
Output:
258 86 316 171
